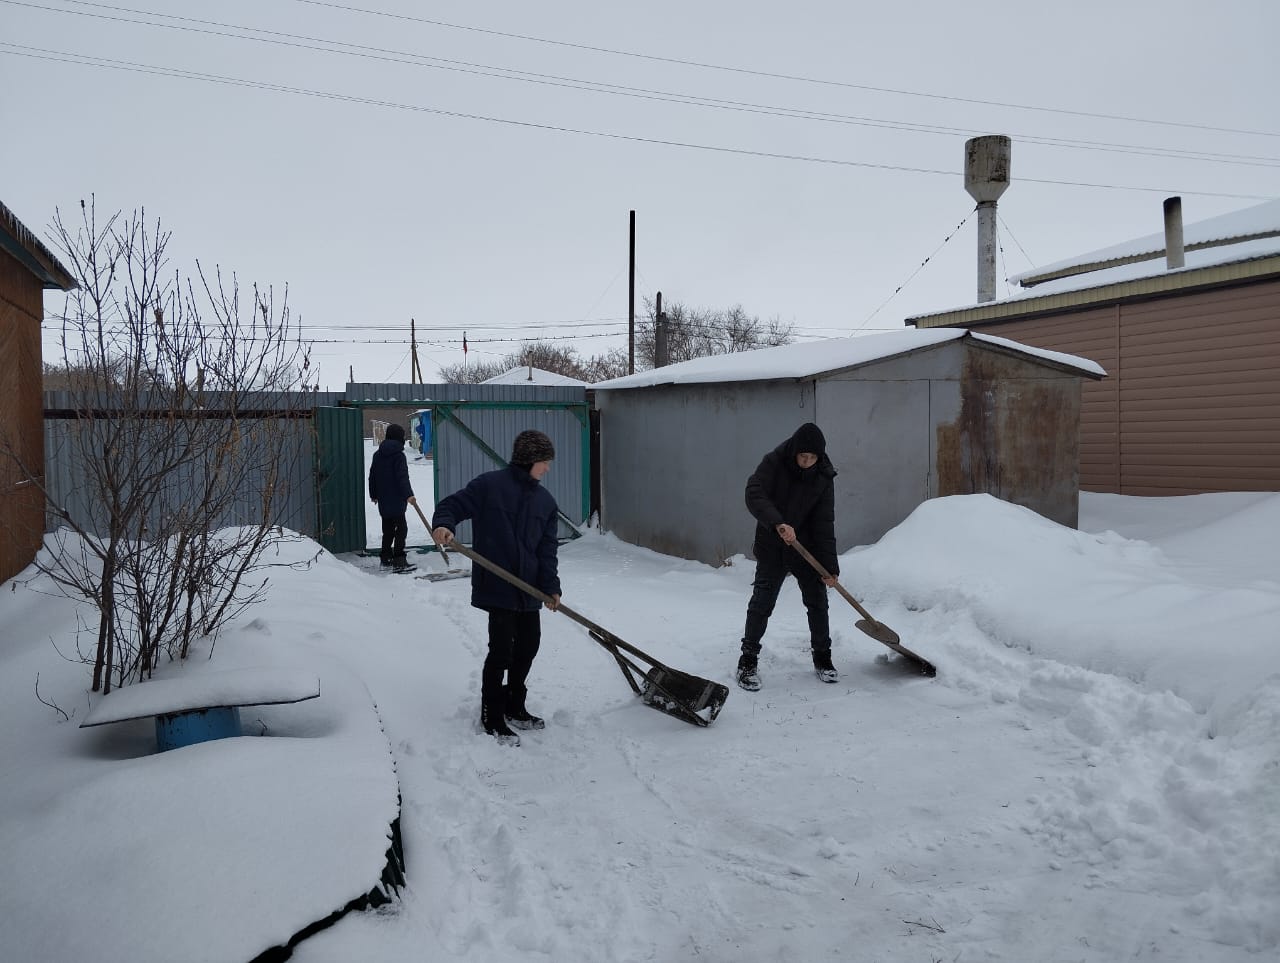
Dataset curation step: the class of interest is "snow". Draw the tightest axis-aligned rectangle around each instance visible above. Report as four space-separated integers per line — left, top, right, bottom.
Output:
1009 198 1280 285
2 486 1278 962
592 327 1102 390
81 666 320 726
480 366 590 387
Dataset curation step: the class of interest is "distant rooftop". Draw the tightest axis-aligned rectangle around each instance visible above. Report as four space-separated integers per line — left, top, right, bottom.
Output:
480 366 590 387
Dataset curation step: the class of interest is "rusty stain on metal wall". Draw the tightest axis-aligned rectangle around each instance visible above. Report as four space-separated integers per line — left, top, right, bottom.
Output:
936 346 1083 527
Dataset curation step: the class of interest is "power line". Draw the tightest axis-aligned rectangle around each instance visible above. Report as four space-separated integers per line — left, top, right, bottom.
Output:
4 42 1268 201
293 0 1280 141
10 0 1279 170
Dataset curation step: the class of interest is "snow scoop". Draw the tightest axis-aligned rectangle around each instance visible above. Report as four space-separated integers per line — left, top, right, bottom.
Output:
438 540 730 727
789 538 937 677
410 502 470 581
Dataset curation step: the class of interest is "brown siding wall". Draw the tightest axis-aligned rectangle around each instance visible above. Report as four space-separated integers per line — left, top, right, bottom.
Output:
959 278 1280 495
0 248 47 583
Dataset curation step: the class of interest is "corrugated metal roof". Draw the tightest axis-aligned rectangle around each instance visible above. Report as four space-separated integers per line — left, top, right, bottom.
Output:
345 382 586 404
0 199 76 291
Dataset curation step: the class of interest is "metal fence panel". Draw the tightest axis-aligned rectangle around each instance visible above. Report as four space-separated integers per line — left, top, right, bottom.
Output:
42 393 334 539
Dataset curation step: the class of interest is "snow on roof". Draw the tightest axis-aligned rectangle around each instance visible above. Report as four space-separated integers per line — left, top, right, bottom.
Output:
1010 198 1280 287
1000 235 1280 301
480 366 589 387
591 328 1103 391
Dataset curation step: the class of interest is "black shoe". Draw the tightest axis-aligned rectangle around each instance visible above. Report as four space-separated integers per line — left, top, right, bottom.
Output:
506 707 545 731
736 656 761 692
480 703 520 747
812 648 838 684
379 557 394 568
504 684 545 730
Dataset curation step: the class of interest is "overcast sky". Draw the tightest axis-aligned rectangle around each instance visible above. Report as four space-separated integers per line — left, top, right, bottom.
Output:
3 0 1277 388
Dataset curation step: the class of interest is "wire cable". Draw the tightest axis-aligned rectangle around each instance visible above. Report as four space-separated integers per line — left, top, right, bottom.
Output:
4 43 1269 200
9 0 1279 170
293 0 1280 141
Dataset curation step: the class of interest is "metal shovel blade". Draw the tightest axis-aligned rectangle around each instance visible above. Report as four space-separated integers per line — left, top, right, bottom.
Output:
855 617 901 646
640 667 730 727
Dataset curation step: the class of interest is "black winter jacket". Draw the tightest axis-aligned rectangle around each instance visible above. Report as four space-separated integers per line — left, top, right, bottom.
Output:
368 438 414 518
432 466 562 612
745 428 839 575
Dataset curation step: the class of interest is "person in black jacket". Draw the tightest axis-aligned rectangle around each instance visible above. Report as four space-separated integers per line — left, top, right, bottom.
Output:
738 422 840 691
368 423 417 571
431 429 562 747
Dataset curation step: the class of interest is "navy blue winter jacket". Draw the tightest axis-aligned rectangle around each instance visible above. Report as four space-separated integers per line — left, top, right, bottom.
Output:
432 466 561 612
368 438 414 518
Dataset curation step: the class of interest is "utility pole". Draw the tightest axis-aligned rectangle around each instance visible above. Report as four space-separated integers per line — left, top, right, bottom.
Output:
409 318 424 384
628 210 635 374
654 290 668 368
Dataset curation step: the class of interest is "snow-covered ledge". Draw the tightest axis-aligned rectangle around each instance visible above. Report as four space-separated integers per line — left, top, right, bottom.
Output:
5 646 403 963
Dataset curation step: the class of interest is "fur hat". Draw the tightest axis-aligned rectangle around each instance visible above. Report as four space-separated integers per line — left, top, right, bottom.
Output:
385 423 406 442
791 422 826 456
511 429 555 466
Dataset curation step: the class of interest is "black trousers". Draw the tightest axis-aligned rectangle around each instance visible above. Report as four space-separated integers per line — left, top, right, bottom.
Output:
482 608 541 705
380 513 408 561
741 554 831 657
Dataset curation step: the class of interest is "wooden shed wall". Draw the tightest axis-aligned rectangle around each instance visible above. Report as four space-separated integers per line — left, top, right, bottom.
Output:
965 278 1280 495
0 248 46 583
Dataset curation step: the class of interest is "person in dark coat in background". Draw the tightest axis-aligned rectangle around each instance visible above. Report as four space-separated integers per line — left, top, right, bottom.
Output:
431 429 562 747
368 423 417 571
737 422 840 691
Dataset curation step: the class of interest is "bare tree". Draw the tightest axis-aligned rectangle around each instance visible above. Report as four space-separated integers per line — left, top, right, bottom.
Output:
636 298 795 367
438 341 599 384
2 199 317 693
434 300 786 385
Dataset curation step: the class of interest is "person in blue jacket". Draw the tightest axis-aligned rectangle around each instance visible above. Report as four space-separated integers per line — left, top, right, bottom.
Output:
368 423 417 570
431 429 562 747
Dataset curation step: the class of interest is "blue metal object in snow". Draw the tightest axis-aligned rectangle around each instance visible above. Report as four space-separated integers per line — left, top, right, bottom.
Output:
155 706 243 752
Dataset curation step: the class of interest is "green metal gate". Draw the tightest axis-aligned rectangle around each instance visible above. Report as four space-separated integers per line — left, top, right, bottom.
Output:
314 405 364 553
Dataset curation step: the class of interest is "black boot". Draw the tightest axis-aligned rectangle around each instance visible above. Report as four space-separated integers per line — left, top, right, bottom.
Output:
736 652 761 691
480 700 520 747
812 647 838 684
504 684 545 731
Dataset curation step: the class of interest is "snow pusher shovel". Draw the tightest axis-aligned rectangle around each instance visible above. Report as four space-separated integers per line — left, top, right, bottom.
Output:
439 540 730 727
789 539 937 677
410 502 469 581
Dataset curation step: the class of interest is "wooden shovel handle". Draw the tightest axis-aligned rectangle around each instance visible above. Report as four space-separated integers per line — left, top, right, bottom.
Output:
440 538 673 673
788 538 879 624
411 500 450 567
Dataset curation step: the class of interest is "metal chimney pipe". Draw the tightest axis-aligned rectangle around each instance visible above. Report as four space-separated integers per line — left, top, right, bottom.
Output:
964 135 1012 303
1164 196 1186 269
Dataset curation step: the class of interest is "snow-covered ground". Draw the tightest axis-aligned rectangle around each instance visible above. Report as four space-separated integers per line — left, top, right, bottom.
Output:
1 485 1277 962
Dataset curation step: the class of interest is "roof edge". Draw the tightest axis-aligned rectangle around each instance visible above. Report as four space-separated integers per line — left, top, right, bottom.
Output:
0 200 77 291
